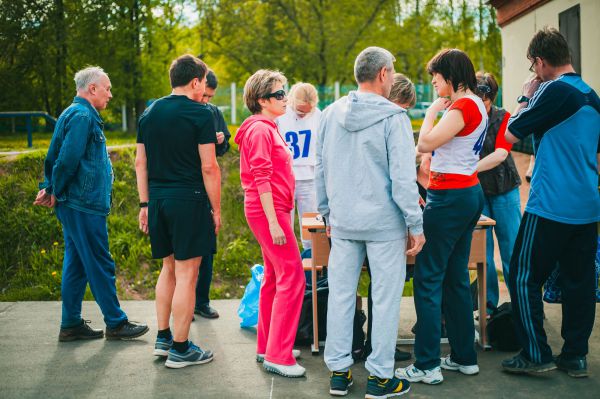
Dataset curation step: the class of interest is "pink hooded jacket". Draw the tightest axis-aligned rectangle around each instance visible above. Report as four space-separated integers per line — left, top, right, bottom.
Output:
234 114 295 218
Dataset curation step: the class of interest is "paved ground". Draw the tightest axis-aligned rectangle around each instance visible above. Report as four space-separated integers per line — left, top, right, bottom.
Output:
1 297 599 399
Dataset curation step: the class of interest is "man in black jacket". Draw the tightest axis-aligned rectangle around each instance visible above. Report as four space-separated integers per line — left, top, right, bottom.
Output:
194 69 231 319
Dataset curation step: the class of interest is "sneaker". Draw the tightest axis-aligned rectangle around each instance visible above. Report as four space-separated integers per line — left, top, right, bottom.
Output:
440 355 479 375
365 375 410 398
194 304 220 319
59 320 103 342
153 336 173 357
165 341 214 369
105 320 149 340
263 360 306 378
395 364 443 385
501 353 556 374
330 370 353 396
554 354 588 378
256 349 301 363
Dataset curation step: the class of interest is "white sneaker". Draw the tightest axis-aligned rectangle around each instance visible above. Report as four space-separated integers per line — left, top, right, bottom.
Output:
263 360 306 378
440 355 479 375
395 364 443 385
256 349 301 363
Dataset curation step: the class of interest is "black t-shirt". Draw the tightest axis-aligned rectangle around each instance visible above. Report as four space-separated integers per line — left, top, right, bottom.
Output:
137 95 217 200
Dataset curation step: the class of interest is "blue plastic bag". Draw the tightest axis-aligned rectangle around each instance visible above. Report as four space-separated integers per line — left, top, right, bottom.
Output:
238 264 264 327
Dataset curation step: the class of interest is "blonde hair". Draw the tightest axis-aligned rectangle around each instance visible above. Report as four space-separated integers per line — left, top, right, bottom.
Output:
288 82 319 112
243 69 287 114
388 73 416 108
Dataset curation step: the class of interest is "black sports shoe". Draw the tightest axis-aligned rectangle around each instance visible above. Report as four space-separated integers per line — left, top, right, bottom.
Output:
59 320 103 342
502 353 556 374
555 354 587 378
105 320 149 340
194 304 220 319
365 375 410 399
330 370 353 396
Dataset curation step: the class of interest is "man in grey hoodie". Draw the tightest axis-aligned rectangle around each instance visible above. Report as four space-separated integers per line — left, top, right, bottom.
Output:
316 46 425 397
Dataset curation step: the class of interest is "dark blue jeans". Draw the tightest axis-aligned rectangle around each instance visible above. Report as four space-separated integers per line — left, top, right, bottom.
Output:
414 185 484 371
56 204 127 329
195 254 213 308
482 187 521 312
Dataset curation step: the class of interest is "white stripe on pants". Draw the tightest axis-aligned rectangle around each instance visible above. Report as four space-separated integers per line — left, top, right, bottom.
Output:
324 237 407 378
291 179 317 250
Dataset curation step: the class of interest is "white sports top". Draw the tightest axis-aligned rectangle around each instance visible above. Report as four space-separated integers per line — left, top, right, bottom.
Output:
276 107 322 180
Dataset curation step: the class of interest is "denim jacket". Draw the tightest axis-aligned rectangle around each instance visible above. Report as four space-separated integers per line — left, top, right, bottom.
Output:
40 97 113 216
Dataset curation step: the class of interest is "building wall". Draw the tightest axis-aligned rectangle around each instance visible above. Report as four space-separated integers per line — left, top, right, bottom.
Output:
500 0 599 110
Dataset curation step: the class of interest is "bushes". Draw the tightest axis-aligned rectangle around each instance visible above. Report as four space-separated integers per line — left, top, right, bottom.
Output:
0 145 260 300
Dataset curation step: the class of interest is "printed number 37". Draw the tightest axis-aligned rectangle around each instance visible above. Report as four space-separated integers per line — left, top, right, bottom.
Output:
285 129 311 159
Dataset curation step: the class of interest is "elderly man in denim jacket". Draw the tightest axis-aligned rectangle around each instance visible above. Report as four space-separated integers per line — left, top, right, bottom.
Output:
34 66 148 342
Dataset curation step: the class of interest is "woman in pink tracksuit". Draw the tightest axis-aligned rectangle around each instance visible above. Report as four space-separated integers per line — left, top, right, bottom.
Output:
234 69 306 378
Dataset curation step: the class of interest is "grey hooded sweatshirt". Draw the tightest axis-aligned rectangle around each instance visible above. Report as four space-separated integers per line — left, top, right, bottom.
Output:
315 90 423 241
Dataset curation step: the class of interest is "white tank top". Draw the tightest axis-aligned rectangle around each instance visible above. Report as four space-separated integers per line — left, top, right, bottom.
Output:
430 95 488 176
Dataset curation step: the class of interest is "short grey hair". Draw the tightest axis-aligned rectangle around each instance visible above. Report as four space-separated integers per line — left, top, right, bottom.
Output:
74 66 108 92
354 47 395 84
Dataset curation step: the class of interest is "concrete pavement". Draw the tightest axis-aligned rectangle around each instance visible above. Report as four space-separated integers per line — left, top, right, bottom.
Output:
1 297 599 398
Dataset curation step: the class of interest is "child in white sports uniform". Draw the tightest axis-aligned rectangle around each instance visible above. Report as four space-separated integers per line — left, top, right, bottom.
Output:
276 83 322 250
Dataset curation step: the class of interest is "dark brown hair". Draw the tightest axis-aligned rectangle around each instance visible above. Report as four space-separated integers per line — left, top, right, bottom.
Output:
527 27 571 67
475 72 499 103
426 49 477 93
169 54 207 88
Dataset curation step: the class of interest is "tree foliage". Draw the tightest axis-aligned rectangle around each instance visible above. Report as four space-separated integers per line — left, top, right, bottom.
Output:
0 0 502 126
0 0 197 129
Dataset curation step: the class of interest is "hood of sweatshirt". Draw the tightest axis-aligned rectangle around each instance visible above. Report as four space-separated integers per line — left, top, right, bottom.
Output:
336 90 404 132
234 114 277 145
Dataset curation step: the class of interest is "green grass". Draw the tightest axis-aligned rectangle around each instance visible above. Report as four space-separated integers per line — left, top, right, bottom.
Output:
0 123 417 301
0 140 261 301
0 131 138 152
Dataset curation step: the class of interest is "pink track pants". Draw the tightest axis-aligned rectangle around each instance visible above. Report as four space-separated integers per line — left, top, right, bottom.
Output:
246 211 305 365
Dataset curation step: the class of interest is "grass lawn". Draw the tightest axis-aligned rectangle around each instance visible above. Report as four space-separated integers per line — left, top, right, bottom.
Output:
0 122 423 301
0 131 138 152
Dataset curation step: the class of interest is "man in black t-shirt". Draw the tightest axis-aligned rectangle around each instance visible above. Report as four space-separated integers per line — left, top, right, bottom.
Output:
193 69 230 319
136 54 221 369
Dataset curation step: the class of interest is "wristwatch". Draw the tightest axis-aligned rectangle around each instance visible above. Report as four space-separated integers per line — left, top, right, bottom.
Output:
139 202 148 208
517 95 529 104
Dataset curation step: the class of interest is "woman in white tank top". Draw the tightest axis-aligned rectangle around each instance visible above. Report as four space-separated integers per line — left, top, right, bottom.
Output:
396 49 486 386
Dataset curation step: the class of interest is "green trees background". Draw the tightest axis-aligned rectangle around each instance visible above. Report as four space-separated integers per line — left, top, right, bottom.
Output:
1 0 501 129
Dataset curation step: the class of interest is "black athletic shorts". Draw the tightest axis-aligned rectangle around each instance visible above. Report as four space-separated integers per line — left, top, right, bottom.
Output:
148 198 216 260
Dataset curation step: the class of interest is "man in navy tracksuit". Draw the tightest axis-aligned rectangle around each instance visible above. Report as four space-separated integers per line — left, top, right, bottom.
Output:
503 27 600 378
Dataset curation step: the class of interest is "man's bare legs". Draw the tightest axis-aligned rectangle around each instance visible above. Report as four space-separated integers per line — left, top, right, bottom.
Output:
156 255 201 340
172 257 201 341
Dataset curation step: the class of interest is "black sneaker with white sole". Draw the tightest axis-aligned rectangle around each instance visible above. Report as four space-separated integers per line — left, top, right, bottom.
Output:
330 370 353 396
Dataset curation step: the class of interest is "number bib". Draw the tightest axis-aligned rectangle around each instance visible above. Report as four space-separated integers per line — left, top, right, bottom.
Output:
276 108 321 167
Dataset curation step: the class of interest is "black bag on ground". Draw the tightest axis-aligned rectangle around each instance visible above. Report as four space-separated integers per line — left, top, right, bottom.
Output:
295 276 367 350
295 285 329 345
487 302 521 351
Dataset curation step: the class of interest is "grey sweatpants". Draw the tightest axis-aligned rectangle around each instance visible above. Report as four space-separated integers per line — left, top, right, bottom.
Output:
324 237 407 378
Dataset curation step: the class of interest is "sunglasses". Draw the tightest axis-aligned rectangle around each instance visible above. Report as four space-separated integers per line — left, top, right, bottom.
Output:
263 89 286 101
477 84 491 94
